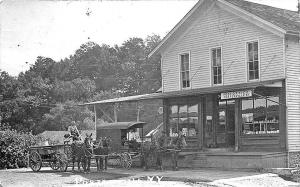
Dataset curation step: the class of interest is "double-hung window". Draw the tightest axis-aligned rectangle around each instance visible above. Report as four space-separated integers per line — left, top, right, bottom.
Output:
180 53 190 89
211 47 222 85
247 41 259 80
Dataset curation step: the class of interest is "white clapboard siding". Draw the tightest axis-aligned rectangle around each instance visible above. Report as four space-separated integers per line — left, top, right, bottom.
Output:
162 3 284 92
286 39 300 152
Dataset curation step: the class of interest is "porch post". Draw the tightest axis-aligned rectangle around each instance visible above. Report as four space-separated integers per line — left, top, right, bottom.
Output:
163 99 169 134
198 97 204 150
234 99 241 152
136 102 140 122
114 104 118 122
94 105 97 136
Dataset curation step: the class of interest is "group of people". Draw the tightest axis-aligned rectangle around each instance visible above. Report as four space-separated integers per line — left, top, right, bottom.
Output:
142 130 187 171
65 121 187 171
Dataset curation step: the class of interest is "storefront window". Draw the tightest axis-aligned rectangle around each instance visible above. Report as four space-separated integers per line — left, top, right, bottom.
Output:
241 89 280 135
168 101 198 137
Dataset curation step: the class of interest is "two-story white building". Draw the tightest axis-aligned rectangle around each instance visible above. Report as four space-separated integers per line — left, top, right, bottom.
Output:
86 0 300 169
147 0 300 168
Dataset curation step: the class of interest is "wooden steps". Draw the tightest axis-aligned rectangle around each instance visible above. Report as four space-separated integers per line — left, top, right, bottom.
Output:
187 151 287 169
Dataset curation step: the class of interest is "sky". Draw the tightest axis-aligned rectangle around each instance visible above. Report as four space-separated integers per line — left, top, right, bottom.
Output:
0 0 298 76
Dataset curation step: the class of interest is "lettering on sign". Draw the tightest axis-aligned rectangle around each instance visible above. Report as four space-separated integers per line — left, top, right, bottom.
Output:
221 90 253 100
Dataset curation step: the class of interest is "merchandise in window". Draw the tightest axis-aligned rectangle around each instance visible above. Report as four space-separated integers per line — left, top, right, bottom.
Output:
168 102 198 137
241 89 280 135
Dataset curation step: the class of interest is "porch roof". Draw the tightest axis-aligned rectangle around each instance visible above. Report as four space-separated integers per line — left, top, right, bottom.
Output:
97 121 147 130
82 79 284 105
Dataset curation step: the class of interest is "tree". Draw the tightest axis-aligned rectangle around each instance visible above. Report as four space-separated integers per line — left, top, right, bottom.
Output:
41 101 95 132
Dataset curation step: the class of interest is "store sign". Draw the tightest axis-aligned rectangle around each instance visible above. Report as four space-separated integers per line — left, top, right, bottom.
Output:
221 90 253 100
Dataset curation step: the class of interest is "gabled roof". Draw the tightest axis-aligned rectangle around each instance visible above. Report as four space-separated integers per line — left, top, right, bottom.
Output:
149 0 300 57
224 0 300 32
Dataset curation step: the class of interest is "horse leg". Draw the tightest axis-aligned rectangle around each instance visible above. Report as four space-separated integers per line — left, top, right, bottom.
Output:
87 157 91 172
100 157 103 171
72 156 75 171
77 157 81 172
95 157 99 172
104 156 108 170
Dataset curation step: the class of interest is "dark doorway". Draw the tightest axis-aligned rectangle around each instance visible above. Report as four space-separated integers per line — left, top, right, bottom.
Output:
216 100 235 147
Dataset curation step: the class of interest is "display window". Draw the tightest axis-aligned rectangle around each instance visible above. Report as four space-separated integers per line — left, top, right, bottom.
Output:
242 88 280 135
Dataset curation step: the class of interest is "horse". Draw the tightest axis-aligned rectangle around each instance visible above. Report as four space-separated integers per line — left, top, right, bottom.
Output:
82 133 93 172
70 133 93 173
93 137 111 172
167 132 187 170
141 136 158 170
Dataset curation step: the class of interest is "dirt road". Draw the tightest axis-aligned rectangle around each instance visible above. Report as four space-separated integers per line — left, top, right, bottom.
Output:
0 167 128 187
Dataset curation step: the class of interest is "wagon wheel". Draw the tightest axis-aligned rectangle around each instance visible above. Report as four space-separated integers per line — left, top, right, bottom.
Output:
49 153 60 170
58 153 68 172
119 153 127 168
123 152 132 169
29 151 42 172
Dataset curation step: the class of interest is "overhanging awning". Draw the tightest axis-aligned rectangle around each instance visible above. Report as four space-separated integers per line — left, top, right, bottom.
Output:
97 121 147 130
82 78 284 105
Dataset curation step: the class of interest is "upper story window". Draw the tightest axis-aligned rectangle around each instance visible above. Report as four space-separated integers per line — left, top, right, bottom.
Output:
180 53 190 89
247 41 259 80
211 47 222 85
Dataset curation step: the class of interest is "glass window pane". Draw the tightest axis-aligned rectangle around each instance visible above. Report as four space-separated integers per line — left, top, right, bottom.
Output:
255 69 259 79
254 97 266 134
249 71 254 80
212 50 216 66
248 52 254 62
248 43 253 53
218 68 222 75
185 62 189 71
182 81 186 88
254 61 259 70
267 96 279 133
169 118 178 137
188 104 198 117
242 98 254 134
254 52 258 61
249 61 254 70
186 80 190 88
181 72 186 81
181 60 184 71
216 49 221 66
179 105 188 118
214 76 218 84
186 71 190 81
218 76 222 84
213 67 218 76
169 105 178 118
217 110 226 132
254 42 258 52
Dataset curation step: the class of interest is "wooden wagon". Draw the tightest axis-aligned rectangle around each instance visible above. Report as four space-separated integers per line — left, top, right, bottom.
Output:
97 121 147 169
28 144 71 172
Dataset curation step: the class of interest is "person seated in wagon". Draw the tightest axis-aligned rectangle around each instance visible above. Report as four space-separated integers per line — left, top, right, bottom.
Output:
67 121 82 142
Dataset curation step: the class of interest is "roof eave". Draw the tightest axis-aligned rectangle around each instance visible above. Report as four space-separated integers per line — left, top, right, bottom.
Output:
149 0 290 58
148 0 206 58
218 0 286 37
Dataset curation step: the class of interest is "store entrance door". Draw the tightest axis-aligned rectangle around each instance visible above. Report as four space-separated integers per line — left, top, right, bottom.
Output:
216 100 235 147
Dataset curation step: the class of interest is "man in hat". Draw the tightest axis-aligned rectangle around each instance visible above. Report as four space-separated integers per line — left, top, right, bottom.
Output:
67 121 81 142
156 130 168 170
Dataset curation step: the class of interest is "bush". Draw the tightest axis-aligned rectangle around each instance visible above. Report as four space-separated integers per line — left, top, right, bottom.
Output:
0 129 45 169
